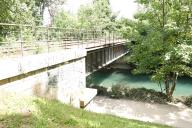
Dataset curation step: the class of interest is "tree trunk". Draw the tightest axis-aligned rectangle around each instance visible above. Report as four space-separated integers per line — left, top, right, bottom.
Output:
164 77 170 97
169 73 178 97
164 73 178 99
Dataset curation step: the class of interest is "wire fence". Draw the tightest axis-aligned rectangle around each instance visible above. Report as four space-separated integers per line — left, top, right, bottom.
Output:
0 23 125 59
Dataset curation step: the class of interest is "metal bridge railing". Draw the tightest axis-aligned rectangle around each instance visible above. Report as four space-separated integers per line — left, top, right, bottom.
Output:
0 23 125 59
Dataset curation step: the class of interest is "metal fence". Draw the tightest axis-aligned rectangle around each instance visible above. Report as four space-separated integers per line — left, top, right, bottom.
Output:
0 23 124 59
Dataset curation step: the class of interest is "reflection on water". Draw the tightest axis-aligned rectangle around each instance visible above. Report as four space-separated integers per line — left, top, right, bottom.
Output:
87 69 192 97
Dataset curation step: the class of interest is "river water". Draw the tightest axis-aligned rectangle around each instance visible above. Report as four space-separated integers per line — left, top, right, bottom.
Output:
87 69 192 97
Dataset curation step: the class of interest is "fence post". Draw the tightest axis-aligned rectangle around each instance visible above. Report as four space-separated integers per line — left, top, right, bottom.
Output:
100 30 103 45
47 27 50 53
109 31 111 44
113 31 115 44
58 28 61 50
19 25 24 57
104 31 106 45
81 29 84 48
94 30 95 44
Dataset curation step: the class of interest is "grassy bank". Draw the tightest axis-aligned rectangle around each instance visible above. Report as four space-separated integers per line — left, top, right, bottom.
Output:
0 91 171 128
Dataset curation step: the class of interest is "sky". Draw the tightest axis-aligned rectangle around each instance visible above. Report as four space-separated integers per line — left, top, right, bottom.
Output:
43 0 138 26
62 0 138 19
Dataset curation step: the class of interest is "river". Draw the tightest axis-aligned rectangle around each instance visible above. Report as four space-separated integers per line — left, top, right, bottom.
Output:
87 69 192 97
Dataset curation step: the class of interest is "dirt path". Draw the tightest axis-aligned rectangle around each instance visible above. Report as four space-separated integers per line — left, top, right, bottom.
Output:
86 96 192 128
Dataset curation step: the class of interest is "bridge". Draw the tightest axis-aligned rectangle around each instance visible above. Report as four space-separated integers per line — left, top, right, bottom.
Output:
0 23 128 108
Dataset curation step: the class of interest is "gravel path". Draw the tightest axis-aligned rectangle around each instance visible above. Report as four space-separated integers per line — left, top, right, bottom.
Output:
86 96 192 128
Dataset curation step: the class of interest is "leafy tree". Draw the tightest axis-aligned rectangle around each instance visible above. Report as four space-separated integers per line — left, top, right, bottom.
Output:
34 0 66 25
0 0 35 24
77 5 95 29
77 0 117 31
116 18 138 41
0 0 14 22
93 0 113 30
53 11 77 28
127 0 192 98
0 0 37 42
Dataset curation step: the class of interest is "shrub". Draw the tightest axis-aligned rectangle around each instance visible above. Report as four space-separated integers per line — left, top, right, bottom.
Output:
183 96 192 108
90 84 169 104
110 84 126 99
91 85 108 96
125 88 168 104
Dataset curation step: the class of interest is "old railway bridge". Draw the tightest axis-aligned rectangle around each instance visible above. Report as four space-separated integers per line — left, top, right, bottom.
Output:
0 23 128 108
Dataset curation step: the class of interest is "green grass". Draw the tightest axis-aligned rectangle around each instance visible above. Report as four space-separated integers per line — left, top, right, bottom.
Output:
0 91 171 128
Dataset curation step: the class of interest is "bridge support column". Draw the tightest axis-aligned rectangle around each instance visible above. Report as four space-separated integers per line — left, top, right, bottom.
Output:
101 49 105 66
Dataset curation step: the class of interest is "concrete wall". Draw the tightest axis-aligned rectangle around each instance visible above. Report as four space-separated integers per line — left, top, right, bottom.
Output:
0 48 86 107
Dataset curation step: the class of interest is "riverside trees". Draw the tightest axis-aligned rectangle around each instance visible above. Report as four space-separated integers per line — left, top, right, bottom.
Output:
126 0 192 98
54 0 117 30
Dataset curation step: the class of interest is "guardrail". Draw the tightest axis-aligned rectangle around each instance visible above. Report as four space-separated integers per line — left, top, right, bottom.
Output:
0 23 125 58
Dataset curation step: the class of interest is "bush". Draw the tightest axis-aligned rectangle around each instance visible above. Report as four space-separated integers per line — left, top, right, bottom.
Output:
90 84 169 104
183 96 192 108
91 85 108 96
110 85 127 99
125 88 168 104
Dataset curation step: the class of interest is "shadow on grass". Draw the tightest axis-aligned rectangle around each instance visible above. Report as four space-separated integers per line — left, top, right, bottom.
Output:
0 99 80 128
0 113 37 128
0 98 171 128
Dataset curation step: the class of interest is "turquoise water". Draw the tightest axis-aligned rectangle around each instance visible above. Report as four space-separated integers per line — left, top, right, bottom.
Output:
88 69 192 97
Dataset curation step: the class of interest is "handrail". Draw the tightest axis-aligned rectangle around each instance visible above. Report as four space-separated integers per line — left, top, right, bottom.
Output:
0 23 126 59
0 23 103 31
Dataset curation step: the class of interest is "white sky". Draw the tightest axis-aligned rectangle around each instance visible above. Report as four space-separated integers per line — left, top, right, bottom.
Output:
63 0 138 19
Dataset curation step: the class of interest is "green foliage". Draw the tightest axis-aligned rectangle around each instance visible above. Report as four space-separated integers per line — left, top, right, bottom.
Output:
90 85 169 104
77 5 96 29
77 0 117 31
0 0 37 44
114 85 169 104
53 11 77 28
125 88 168 104
33 0 66 18
183 96 192 108
0 0 66 25
53 0 117 31
91 85 108 96
125 0 192 97
0 0 36 24
0 0 14 22
110 84 126 98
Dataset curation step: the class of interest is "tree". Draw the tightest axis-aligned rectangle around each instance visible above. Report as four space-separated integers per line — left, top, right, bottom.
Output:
0 0 37 42
53 11 77 28
77 5 96 29
0 0 35 24
127 0 192 98
93 0 112 30
77 0 117 31
34 0 66 25
0 0 14 22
